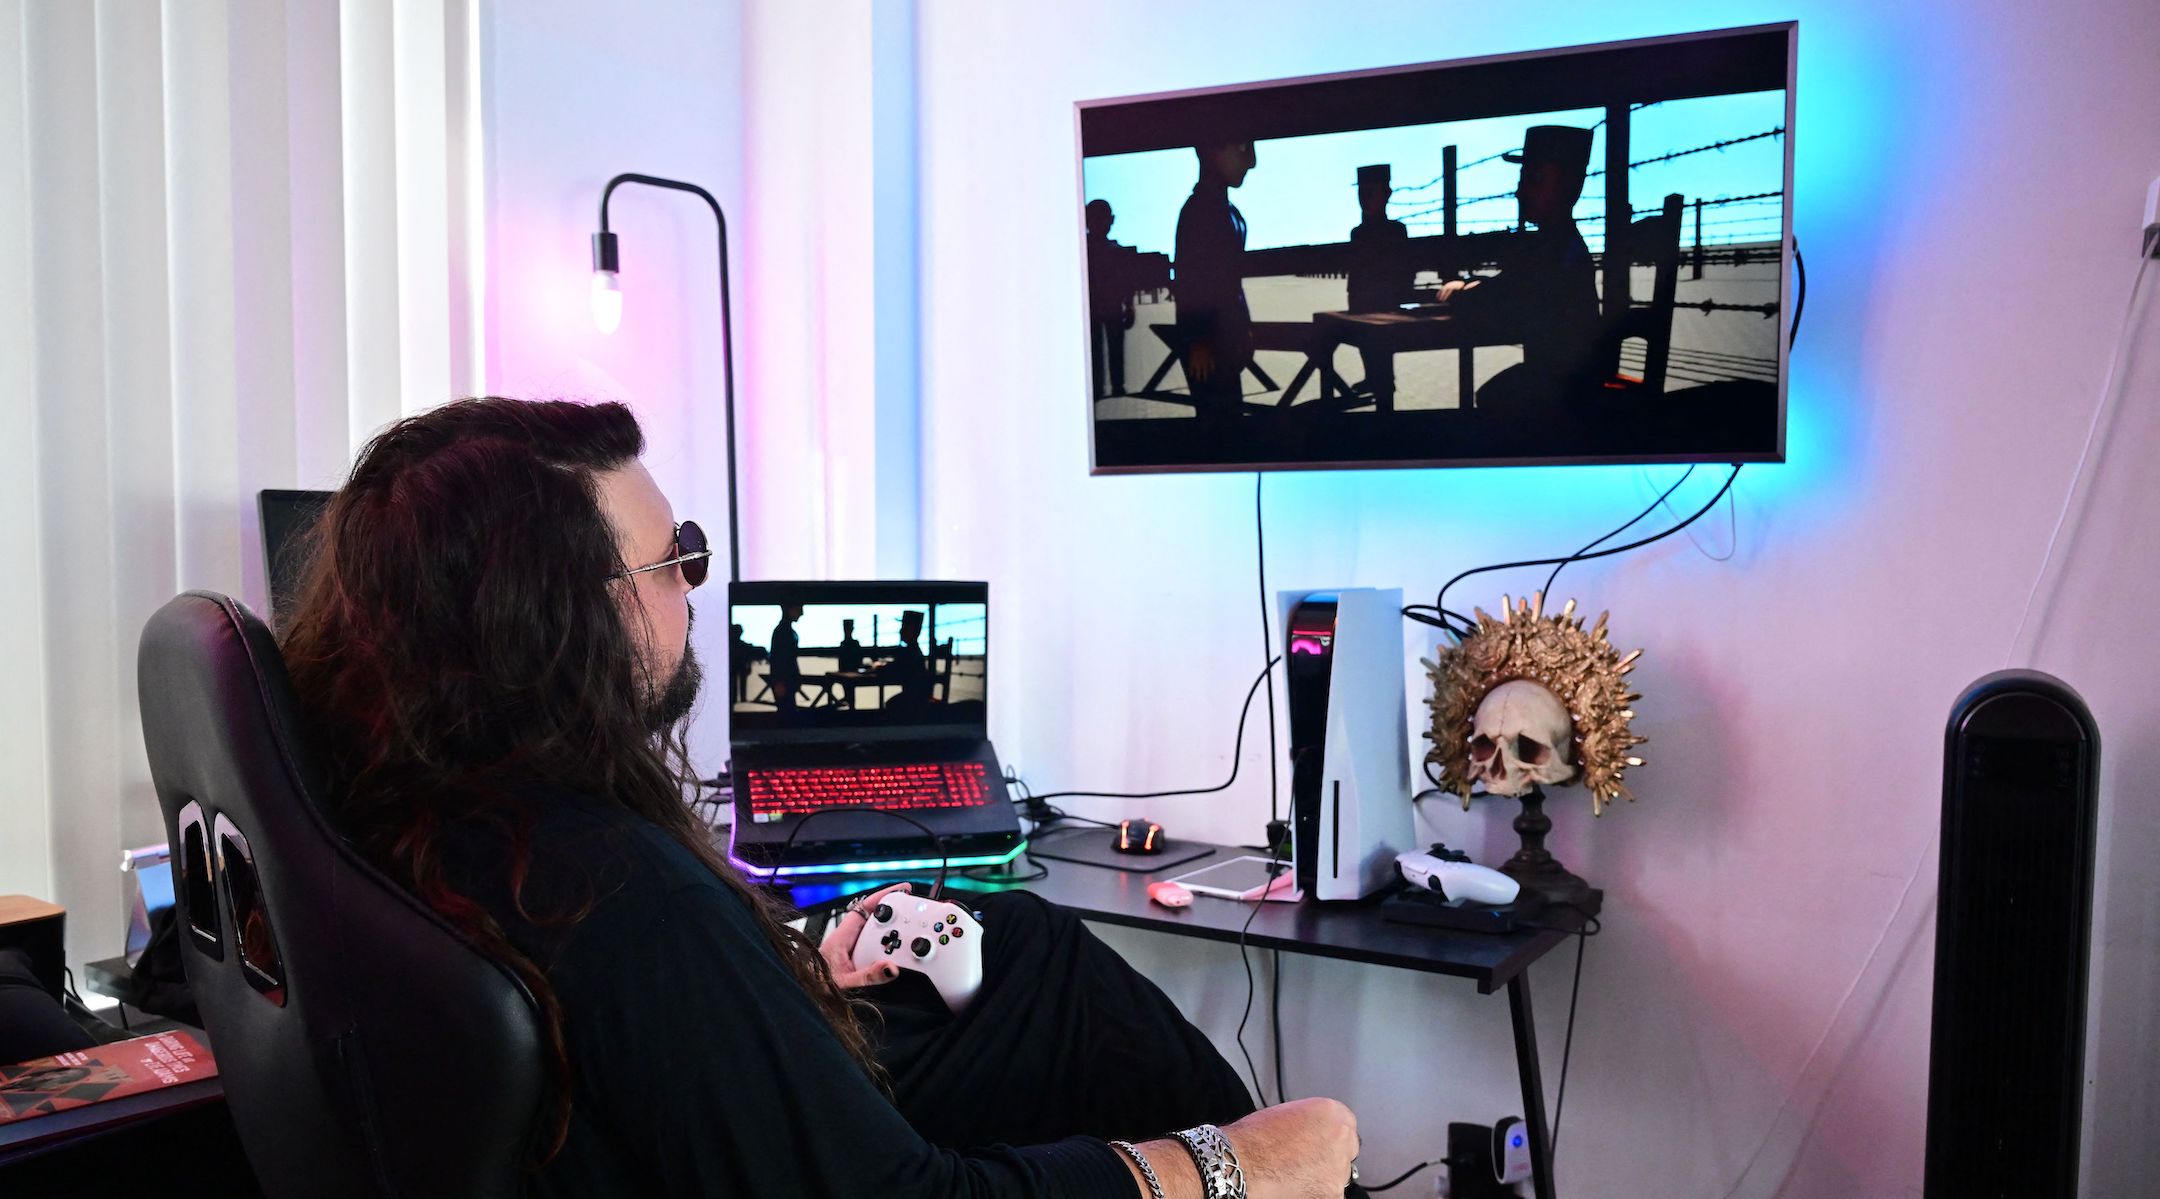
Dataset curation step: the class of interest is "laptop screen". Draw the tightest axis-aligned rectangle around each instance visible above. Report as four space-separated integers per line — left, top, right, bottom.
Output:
726 581 987 745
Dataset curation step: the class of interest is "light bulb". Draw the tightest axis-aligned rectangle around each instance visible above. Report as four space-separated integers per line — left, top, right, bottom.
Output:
591 270 622 334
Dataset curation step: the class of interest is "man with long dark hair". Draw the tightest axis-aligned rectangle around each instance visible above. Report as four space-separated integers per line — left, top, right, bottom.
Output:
279 398 1357 1197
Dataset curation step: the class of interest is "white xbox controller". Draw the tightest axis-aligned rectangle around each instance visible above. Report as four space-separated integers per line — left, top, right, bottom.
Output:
1396 849 1521 906
851 895 985 1014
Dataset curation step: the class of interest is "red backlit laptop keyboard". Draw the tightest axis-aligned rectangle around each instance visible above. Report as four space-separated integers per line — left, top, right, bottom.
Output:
746 761 991 821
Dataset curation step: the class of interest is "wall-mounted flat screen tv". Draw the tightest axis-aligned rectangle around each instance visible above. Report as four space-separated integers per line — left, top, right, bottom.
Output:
1077 23 1794 473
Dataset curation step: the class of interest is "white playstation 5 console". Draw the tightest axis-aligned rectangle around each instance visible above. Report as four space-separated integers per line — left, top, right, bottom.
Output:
1280 588 1417 901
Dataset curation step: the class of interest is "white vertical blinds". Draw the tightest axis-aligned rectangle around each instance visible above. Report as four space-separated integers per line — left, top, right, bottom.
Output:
0 0 483 965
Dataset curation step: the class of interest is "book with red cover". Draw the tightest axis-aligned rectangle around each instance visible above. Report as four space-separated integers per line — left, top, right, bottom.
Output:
0 1031 218 1124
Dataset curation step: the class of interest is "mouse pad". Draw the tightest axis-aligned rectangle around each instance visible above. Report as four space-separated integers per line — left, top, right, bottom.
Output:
1026 825 1213 873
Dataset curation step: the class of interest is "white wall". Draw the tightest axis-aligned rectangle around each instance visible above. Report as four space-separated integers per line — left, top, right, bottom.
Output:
910 1 2160 1196
479 0 744 782
480 0 929 781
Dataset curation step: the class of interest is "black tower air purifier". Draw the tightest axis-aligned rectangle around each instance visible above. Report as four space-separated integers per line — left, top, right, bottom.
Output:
1923 670 2100 1199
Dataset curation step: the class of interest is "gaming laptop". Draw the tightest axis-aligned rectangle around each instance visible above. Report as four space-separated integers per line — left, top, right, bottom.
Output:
725 581 1023 876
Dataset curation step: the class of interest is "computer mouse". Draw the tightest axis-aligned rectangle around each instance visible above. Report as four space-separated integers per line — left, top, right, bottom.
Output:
1114 818 1166 855
1147 881 1193 908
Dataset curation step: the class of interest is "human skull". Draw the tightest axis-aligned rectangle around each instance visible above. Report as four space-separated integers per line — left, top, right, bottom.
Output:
1468 679 1578 797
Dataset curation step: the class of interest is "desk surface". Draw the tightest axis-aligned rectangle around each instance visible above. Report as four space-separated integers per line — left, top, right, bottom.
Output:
802 830 1582 996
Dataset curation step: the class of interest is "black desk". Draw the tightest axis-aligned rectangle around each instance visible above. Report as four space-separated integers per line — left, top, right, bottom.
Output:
795 836 1581 1199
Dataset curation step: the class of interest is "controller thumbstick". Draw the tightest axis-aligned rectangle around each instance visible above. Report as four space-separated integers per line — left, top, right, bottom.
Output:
910 937 933 958
872 904 893 923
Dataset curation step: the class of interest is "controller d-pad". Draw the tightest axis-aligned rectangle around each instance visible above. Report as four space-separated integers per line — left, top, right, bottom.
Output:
880 930 902 954
910 937 933 958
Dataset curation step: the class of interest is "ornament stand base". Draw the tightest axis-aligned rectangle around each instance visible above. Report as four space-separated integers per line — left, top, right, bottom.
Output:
1496 785 1603 917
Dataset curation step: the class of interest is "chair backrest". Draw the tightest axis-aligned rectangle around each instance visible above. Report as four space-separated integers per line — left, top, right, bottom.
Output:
931 638 956 704
1597 193 1685 394
136 592 543 1199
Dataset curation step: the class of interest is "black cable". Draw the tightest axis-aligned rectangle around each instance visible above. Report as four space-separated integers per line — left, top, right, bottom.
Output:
758 806 953 900
1027 808 1121 831
1230 861 1283 1105
1543 464 1696 599
1420 463 1742 636
59 964 123 1034
1512 911 1601 1156
1362 1159 1438 1192
1550 914 1600 1154
1789 241 1806 350
1005 774 1124 834
1256 473 1288 1103
1257 474 1279 827
1270 951 1286 1102
1399 602 1479 638
59 965 130 1032
962 852 1051 885
1024 655 1281 805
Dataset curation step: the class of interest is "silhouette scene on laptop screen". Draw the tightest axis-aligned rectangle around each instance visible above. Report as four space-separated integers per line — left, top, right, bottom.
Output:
729 599 987 733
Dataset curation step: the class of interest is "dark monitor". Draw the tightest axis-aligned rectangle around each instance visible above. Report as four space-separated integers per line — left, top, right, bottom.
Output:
259 489 332 625
1078 22 1795 473
726 581 987 746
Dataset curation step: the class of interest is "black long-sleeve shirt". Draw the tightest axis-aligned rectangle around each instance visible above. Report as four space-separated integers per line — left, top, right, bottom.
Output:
440 793 1131 1198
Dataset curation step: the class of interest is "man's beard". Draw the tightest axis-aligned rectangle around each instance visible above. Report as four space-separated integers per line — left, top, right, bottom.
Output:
645 608 705 733
647 643 704 732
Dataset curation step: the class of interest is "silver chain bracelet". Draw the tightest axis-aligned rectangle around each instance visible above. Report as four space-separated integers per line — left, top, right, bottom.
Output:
1170 1123 1247 1199
1109 1140 1166 1199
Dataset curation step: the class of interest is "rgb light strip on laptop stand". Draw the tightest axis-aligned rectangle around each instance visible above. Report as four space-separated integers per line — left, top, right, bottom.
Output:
727 842 1027 879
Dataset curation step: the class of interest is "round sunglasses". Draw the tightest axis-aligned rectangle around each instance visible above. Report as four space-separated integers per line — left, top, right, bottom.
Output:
613 520 711 589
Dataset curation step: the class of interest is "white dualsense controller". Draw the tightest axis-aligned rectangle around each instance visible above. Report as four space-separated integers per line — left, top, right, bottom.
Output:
1395 848 1521 906
851 896 986 1014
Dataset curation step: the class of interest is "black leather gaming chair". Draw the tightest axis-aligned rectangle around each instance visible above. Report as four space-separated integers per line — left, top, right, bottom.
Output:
136 591 543 1197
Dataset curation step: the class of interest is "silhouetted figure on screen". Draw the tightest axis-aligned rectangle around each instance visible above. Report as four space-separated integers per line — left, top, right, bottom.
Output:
836 618 865 673
870 610 933 717
1085 200 1136 398
1175 140 1258 419
768 603 804 710
728 622 767 704
1439 125 1602 413
1346 163 1415 410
